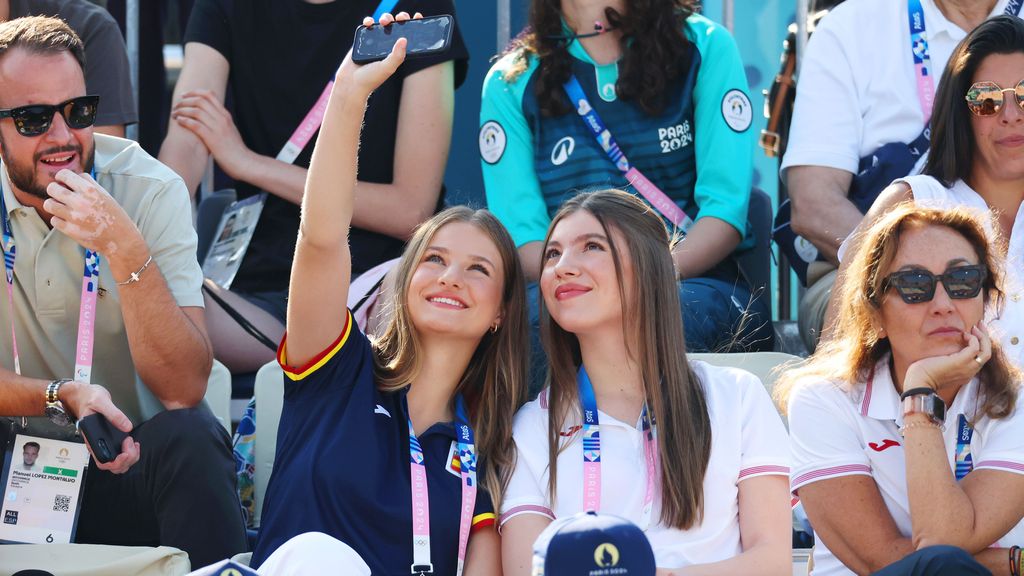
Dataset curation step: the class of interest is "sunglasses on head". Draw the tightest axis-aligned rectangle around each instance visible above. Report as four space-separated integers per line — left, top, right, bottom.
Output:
882 265 987 304
0 95 99 137
965 79 1024 117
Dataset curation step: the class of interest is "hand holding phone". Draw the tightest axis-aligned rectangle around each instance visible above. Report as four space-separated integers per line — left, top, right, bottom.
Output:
352 14 453 64
78 413 130 464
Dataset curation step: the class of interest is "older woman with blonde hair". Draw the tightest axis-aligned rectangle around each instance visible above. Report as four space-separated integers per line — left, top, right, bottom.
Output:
781 203 1024 575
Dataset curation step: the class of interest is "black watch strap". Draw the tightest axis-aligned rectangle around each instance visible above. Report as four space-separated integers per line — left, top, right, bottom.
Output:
900 386 936 401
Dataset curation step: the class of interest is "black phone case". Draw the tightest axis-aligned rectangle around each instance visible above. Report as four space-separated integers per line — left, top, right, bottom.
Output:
77 414 129 464
351 14 454 64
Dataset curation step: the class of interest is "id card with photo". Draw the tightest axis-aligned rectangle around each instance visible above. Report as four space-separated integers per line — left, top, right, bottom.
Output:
202 194 266 290
0 433 90 544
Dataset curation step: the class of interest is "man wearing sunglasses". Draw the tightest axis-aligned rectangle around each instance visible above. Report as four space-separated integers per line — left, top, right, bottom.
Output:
779 0 1020 355
0 16 246 565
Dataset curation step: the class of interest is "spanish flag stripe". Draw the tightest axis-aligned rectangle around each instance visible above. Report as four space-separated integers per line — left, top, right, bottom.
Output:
472 512 496 532
279 312 353 381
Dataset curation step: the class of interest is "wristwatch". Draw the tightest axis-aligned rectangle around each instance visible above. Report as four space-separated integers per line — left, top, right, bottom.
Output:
901 387 946 427
44 379 74 427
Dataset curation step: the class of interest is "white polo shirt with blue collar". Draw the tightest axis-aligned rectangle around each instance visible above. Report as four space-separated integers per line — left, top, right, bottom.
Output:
789 357 1024 576
501 360 790 569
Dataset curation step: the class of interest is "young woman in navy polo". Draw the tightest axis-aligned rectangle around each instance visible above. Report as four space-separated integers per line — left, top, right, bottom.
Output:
249 14 528 574
500 191 792 575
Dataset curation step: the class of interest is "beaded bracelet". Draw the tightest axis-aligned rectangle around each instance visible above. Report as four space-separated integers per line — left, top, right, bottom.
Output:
898 420 941 437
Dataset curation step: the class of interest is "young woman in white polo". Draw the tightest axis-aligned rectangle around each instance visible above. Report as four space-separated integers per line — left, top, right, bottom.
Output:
781 205 1024 576
499 190 792 575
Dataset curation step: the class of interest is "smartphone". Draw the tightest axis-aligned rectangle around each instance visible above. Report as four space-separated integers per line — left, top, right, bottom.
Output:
352 14 453 64
77 413 129 464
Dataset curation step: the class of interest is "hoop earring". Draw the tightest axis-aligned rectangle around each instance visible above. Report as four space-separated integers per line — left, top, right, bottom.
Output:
490 322 500 334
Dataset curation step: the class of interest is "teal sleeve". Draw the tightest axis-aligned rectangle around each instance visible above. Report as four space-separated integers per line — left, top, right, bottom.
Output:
479 55 551 248
689 16 754 240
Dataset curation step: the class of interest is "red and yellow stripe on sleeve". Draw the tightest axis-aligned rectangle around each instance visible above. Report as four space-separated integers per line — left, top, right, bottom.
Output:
279 311 353 381
472 512 496 533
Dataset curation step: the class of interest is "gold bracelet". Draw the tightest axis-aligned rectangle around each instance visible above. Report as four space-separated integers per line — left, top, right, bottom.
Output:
116 255 153 286
899 420 941 437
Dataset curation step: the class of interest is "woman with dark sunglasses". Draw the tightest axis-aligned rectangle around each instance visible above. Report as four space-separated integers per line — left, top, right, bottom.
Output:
778 204 1024 576
823 15 1024 367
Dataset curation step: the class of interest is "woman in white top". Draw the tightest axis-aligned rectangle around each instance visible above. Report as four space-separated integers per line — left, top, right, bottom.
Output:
499 190 791 576
781 204 1024 575
827 15 1024 364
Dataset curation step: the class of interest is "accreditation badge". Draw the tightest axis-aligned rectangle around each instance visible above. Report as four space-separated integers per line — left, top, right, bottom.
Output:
202 193 267 290
0 428 90 544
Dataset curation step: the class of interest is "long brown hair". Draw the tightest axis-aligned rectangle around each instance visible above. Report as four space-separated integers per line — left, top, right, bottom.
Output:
373 206 529 508
775 204 1019 421
924 15 1024 187
542 190 712 529
502 0 699 117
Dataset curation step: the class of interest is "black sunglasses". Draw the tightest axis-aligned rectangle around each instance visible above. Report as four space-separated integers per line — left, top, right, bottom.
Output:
0 95 100 137
883 265 987 304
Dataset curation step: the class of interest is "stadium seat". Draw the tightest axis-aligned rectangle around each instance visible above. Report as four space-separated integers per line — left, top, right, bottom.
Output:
253 360 285 528
195 189 237 263
0 543 189 575
688 351 800 407
135 359 233 433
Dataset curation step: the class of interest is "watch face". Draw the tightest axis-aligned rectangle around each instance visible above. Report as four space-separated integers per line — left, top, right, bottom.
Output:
45 405 73 427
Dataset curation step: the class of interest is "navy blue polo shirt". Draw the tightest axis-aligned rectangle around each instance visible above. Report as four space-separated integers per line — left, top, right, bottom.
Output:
251 312 496 573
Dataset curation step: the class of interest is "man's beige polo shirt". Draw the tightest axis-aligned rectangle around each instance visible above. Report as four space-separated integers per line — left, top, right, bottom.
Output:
0 134 204 429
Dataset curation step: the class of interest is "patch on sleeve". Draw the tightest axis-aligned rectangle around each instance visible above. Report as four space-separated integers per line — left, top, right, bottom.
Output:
479 120 507 164
721 89 753 133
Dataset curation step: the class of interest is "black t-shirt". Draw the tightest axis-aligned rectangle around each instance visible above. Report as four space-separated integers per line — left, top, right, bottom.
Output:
184 0 468 292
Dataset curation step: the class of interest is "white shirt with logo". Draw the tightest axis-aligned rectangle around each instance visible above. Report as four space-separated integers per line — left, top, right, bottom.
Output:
501 361 790 569
789 358 1024 575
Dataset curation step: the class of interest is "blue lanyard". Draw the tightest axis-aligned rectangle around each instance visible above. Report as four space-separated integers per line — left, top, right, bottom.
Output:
562 76 695 232
404 393 477 576
954 414 974 481
372 0 400 20
907 0 1023 119
577 367 658 526
907 0 936 119
563 76 632 175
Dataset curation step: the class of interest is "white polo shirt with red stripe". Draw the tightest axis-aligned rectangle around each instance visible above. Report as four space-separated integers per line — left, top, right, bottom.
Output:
789 357 1024 576
500 360 790 569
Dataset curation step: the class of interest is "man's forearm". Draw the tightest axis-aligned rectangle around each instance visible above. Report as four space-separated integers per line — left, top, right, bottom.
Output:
110 247 212 409
0 370 50 417
786 165 861 264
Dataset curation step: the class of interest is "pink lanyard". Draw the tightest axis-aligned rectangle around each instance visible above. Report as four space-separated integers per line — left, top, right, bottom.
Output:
0 170 99 384
275 0 398 165
578 367 659 527
405 394 478 576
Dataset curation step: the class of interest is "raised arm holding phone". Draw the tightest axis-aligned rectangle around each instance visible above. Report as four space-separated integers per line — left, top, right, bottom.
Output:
245 12 527 575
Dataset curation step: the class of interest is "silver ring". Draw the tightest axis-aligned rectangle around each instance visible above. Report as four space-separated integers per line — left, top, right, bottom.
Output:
974 356 983 365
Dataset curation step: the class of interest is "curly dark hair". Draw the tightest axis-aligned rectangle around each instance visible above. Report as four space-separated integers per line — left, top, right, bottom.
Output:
505 0 699 117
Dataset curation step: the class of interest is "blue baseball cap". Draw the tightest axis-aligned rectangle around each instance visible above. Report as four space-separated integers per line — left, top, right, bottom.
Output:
532 511 656 575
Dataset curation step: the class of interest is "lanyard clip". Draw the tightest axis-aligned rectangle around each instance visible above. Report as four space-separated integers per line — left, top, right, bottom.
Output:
411 563 434 575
